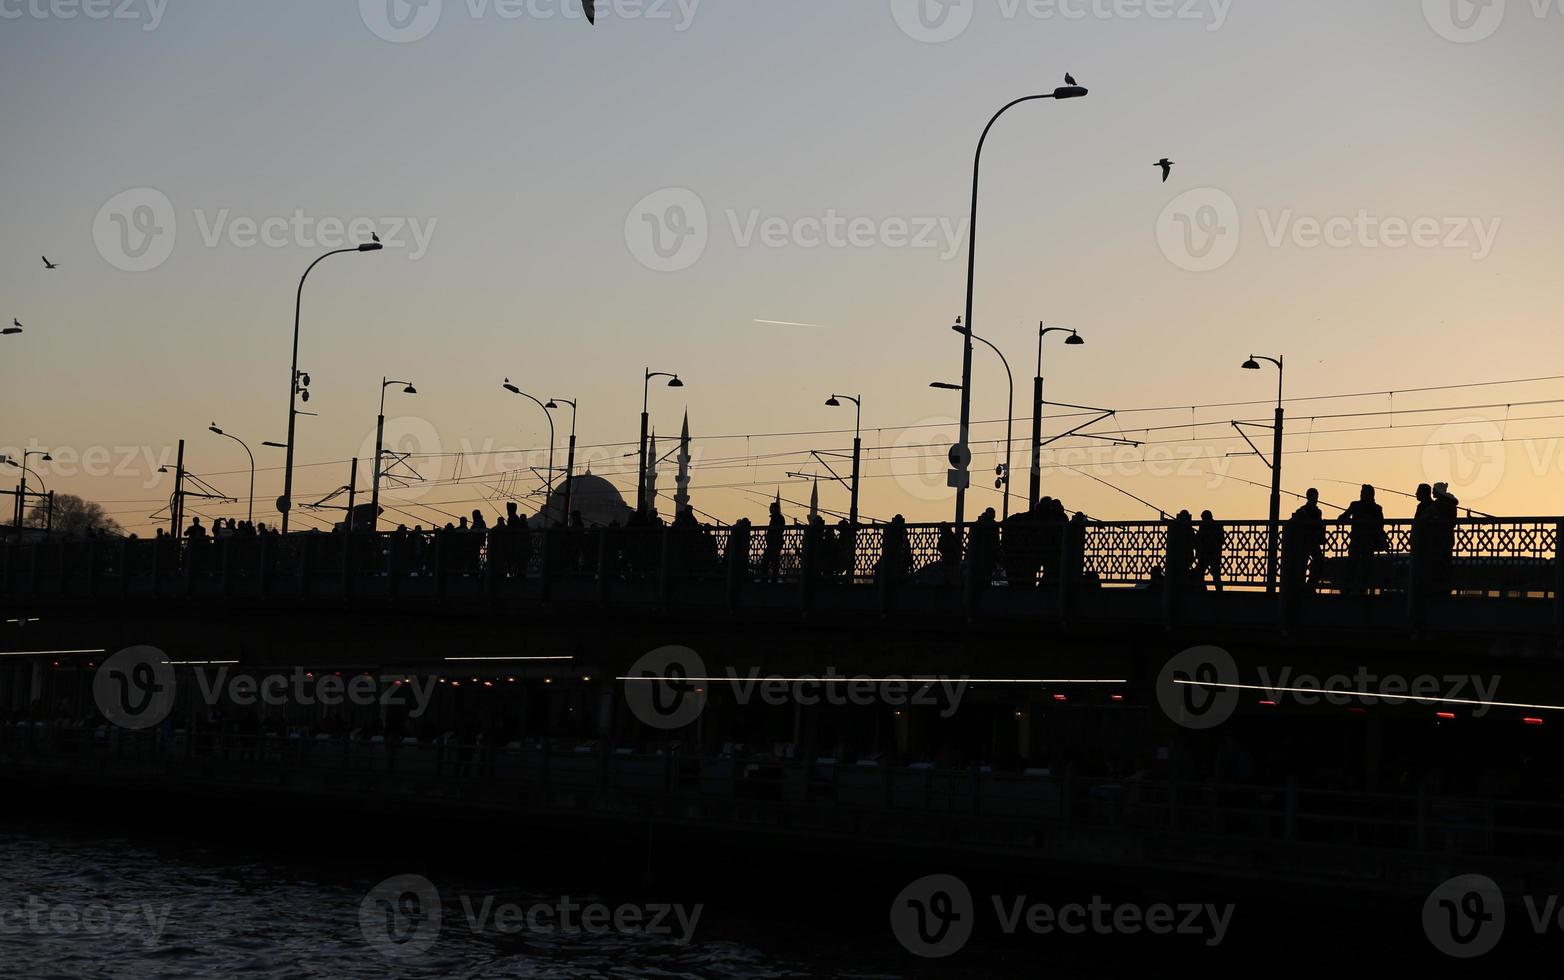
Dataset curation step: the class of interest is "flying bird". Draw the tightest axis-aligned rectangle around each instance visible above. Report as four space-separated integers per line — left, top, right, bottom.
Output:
585 0 595 23
41 256 58 270
1155 158 1174 182
1065 73 1077 86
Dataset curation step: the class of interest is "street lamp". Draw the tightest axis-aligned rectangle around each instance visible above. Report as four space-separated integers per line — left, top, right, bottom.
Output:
1030 326 1084 510
1 328 20 336
953 320 1015 521
208 423 256 523
638 369 684 519
953 81 1088 527
545 397 578 523
1241 354 1286 592
370 379 417 533
4 450 51 534
279 240 383 535
824 394 862 528
503 380 556 528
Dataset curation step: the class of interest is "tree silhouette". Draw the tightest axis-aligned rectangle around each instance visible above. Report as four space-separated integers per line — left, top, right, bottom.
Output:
24 494 123 538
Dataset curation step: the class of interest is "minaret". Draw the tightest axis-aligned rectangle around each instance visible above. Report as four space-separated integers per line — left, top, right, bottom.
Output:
808 478 819 520
645 429 659 516
674 411 691 517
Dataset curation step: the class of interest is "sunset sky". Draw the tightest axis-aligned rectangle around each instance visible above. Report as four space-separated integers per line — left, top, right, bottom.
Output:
3 1 1562 534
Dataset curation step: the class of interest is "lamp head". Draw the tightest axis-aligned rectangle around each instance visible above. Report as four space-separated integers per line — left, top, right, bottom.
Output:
358 242 384 252
1065 331 1085 346
502 379 521 395
209 424 223 435
403 385 417 395
666 376 684 389
39 453 51 462
1053 85 1089 99
544 400 558 410
1 327 20 336
1242 358 1261 371
825 396 841 407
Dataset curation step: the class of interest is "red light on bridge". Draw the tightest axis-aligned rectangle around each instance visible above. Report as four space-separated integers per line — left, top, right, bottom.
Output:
1435 712 1456 720
1052 694 1067 702
1110 695 1124 702
1524 717 1545 726
1258 700 1277 707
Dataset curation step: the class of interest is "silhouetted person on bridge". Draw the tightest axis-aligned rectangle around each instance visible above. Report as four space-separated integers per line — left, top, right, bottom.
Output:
1433 482 1460 591
936 522 961 585
1339 485 1387 593
761 501 785 584
726 517 753 583
1194 510 1225 592
879 514 913 584
970 508 1000 586
1281 489 1325 594
1165 510 1195 587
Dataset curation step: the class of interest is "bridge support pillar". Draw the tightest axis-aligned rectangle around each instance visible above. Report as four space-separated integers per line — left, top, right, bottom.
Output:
1554 521 1563 647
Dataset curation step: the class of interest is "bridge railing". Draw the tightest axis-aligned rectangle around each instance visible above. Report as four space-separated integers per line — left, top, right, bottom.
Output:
1 516 1559 601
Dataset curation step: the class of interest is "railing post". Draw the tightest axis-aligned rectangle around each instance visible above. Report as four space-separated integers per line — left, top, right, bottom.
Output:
596 528 612 607
657 530 672 610
1554 521 1563 647
799 524 817 614
257 534 272 599
485 531 500 600
433 532 447 599
538 529 554 602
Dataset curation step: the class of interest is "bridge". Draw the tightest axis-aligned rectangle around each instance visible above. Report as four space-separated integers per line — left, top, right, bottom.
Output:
2 516 1561 648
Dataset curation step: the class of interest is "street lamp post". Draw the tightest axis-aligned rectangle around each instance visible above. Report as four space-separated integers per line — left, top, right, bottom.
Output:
638 369 684 519
824 394 862 527
546 398 578 523
3 451 50 534
954 82 1088 528
503 381 556 528
208 424 255 524
370 379 418 533
1030 325 1085 510
279 241 383 535
954 321 1015 521
1242 354 1286 592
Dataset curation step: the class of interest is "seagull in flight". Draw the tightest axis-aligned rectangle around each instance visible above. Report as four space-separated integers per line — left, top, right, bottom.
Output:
41 256 58 270
585 0 595 23
1155 158 1174 182
1065 73 1077 86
